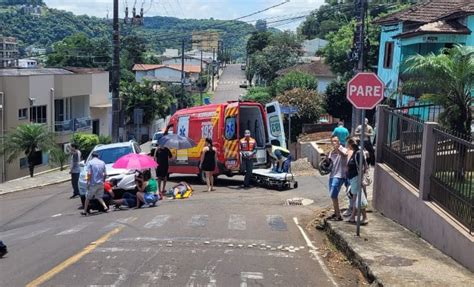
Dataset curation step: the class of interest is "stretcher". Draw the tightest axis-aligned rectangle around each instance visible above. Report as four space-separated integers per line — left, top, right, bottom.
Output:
251 168 298 191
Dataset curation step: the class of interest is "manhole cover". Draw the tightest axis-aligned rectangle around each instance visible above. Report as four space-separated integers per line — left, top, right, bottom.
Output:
286 198 314 206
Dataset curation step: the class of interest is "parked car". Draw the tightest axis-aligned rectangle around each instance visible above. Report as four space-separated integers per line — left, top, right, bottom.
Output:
239 80 248 88
150 131 165 155
78 141 142 195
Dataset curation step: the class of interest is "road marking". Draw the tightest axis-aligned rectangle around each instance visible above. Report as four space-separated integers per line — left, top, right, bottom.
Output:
240 272 264 287
266 215 288 231
20 228 52 239
186 264 218 287
103 216 137 229
293 217 339 287
56 222 92 235
26 227 124 287
228 214 246 230
144 215 170 229
51 213 62 218
189 215 209 227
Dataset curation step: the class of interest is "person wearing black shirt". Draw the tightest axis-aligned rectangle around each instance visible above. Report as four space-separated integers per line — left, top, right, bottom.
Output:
154 144 173 196
346 138 368 225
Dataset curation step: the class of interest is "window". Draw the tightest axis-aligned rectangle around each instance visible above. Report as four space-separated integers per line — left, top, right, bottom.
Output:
224 117 237 140
30 105 47 123
383 42 394 69
18 108 28 120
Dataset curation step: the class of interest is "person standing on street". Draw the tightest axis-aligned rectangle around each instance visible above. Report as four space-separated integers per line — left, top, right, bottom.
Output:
327 135 348 221
69 143 81 199
154 144 173 196
346 138 368 225
332 121 350 147
82 152 108 216
355 118 375 166
199 138 218 192
239 130 256 188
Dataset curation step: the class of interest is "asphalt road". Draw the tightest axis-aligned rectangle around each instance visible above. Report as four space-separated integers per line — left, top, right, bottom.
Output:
213 64 247 103
0 174 342 287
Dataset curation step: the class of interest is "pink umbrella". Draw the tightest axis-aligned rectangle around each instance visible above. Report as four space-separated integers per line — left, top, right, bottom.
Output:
112 153 158 170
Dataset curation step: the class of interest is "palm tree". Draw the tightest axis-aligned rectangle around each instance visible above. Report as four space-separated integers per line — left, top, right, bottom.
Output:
1 123 56 177
402 45 474 137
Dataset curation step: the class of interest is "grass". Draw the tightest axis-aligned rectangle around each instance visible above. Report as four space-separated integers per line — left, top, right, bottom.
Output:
434 171 473 198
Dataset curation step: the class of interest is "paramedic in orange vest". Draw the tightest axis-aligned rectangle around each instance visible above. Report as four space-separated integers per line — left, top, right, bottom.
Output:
240 129 257 188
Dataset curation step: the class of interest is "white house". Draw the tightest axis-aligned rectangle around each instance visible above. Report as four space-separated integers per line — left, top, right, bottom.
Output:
18 59 38 68
132 64 202 84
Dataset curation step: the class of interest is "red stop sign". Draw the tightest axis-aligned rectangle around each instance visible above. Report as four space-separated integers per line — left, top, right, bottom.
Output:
347 72 385 109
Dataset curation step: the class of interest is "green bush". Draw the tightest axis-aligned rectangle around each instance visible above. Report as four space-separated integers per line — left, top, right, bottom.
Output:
49 147 68 171
98 135 112 145
243 87 273 104
72 133 99 159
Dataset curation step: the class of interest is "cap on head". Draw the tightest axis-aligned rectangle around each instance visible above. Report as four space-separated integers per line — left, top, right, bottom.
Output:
91 151 99 158
244 130 251 137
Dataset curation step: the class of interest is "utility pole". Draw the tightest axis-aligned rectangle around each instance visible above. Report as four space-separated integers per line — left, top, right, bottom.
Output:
351 0 366 133
180 38 185 108
111 0 120 142
200 50 203 105
212 48 215 91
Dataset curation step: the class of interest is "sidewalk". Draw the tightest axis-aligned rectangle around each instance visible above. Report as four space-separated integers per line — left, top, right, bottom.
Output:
0 169 70 196
325 212 474 286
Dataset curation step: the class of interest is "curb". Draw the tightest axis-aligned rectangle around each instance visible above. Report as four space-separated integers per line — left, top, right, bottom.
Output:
0 178 70 196
324 220 382 287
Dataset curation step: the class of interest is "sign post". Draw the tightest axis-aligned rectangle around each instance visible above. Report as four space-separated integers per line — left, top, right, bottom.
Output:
346 72 384 236
281 105 298 148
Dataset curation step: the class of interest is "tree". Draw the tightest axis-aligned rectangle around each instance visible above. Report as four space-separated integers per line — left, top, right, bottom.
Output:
402 45 474 136
121 34 147 69
275 88 324 140
255 19 267 32
243 87 272 104
1 123 56 177
324 79 352 122
49 147 68 171
72 133 99 159
246 31 271 56
47 33 96 67
120 80 174 125
167 85 193 109
273 71 318 96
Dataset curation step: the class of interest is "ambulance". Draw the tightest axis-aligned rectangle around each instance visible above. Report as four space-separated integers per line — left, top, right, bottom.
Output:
164 101 286 181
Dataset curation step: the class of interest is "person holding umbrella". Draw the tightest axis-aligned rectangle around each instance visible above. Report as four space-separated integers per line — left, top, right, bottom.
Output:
154 144 173 196
199 138 217 192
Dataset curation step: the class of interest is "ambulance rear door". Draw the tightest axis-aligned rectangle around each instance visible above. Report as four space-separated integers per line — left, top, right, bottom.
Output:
223 102 240 171
265 101 287 149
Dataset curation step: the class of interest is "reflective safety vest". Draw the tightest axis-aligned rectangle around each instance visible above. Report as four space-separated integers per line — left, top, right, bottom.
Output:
271 145 290 159
240 137 256 152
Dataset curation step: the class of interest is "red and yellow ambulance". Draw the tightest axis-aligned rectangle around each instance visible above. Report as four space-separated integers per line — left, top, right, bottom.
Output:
165 101 286 181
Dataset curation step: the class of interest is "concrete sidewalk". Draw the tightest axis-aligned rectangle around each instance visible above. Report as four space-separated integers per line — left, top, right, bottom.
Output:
0 168 70 196
325 212 474 286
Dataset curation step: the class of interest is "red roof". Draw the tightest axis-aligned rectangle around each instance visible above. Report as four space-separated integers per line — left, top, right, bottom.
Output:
132 64 201 73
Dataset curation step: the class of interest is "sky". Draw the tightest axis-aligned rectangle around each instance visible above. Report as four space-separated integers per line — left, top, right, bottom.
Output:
43 0 325 31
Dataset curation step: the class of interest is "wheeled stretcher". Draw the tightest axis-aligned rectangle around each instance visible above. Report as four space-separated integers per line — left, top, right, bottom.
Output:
251 168 298 191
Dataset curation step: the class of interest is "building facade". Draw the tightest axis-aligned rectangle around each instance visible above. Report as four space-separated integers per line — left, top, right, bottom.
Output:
0 36 19 68
0 68 111 182
133 64 201 84
375 0 474 107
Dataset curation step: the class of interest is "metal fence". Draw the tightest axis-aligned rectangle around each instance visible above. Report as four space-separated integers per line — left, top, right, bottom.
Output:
430 127 474 233
390 103 443 123
381 108 424 188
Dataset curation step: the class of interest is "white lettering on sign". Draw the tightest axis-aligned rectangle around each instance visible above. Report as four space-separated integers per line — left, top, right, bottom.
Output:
201 122 213 139
350 85 383 97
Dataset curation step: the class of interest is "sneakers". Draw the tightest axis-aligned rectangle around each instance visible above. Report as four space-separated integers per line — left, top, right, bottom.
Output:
342 210 352 217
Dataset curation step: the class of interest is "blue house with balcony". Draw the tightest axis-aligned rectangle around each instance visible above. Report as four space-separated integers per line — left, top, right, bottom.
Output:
375 0 474 112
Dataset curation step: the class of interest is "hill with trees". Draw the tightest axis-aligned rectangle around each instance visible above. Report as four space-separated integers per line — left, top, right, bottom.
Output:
0 2 256 60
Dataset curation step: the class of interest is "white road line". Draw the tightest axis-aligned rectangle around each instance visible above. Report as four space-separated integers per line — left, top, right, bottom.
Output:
19 228 52 240
103 217 137 230
240 272 264 287
189 215 209 227
293 217 339 287
144 215 170 229
56 222 92 235
228 214 246 230
51 213 62 218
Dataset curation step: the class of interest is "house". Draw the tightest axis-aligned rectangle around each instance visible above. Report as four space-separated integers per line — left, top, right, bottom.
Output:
18 59 38 68
276 58 336 94
0 68 111 182
0 36 19 68
374 0 474 107
132 64 202 84
162 48 179 58
162 55 211 69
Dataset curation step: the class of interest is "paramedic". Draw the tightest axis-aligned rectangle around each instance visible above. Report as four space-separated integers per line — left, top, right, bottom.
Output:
265 144 292 173
239 129 256 188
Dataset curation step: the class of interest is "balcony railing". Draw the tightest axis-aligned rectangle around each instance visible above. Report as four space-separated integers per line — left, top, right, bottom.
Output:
54 117 92 133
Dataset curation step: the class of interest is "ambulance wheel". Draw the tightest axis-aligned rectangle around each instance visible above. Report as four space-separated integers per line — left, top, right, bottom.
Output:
293 181 298 189
197 170 206 184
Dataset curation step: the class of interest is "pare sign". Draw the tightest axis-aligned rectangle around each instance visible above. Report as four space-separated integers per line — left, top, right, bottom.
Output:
347 72 385 110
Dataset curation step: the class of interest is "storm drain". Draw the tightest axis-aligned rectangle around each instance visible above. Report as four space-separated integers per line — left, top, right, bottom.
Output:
286 198 314 206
